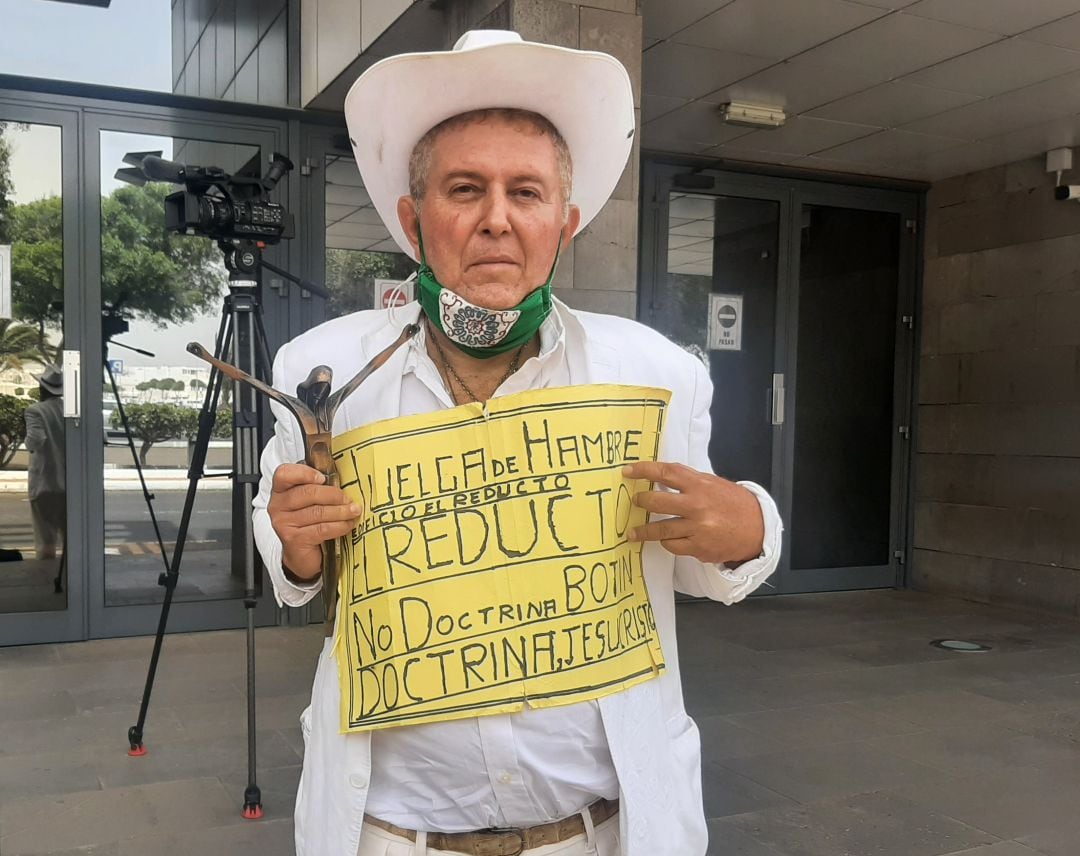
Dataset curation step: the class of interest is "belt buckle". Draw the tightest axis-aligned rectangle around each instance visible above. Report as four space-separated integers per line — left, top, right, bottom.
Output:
477 826 525 856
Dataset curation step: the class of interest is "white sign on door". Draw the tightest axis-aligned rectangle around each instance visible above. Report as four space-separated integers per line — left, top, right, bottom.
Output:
708 294 743 351
375 278 415 310
0 245 11 319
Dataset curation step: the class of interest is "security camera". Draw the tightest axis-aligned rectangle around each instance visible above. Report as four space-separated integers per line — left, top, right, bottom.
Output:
1054 185 1080 201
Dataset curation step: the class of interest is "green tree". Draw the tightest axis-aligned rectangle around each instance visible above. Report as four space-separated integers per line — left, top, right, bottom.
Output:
0 123 16 244
325 249 415 317
213 407 231 439
0 318 45 372
0 394 29 467
6 182 228 345
100 183 225 325
112 402 193 466
7 196 63 349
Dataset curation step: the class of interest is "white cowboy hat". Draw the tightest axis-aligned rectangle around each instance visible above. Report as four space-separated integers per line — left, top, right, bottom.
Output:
343 29 635 260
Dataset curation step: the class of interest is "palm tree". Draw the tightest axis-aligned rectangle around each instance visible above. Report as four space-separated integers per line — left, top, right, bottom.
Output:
0 318 45 373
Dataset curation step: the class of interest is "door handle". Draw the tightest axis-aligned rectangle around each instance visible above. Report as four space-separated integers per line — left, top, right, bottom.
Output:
62 349 80 418
771 373 784 426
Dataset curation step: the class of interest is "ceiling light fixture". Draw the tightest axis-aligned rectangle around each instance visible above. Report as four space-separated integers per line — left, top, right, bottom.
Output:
719 101 786 129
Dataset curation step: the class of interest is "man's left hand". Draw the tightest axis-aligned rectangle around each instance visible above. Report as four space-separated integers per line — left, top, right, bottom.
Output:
623 462 765 566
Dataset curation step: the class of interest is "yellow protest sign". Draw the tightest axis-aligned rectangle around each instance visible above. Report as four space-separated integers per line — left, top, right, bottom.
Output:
331 384 670 732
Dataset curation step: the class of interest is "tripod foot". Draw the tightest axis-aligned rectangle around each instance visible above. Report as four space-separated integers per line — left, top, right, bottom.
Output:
127 725 147 756
242 786 263 820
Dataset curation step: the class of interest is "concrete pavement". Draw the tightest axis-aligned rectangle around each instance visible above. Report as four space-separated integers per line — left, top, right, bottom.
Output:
3 590 1080 855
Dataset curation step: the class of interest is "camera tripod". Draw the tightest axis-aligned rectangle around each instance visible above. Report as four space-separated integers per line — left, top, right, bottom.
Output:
83 319 174 597
126 239 329 819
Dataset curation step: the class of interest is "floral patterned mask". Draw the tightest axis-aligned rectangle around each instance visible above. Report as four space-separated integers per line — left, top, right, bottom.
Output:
415 237 560 359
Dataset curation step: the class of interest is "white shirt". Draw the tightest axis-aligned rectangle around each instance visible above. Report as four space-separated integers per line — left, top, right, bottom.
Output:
252 298 784 856
365 309 621 831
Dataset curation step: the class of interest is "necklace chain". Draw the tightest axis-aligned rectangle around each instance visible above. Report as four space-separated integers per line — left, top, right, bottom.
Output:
427 320 527 404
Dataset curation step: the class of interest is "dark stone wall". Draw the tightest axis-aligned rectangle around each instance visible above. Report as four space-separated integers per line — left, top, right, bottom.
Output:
914 153 1080 616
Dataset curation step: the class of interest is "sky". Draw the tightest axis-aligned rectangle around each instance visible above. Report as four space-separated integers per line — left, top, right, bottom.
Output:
0 0 172 91
1 2 232 371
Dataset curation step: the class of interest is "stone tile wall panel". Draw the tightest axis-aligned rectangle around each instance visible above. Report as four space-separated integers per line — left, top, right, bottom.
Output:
914 146 1080 616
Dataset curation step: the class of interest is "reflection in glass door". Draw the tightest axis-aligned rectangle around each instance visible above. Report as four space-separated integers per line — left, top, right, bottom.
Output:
642 164 916 595
97 131 259 609
790 204 901 572
0 116 76 632
650 191 780 490
322 150 415 318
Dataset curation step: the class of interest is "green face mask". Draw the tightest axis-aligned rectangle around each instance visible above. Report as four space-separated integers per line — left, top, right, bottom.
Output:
416 235 561 360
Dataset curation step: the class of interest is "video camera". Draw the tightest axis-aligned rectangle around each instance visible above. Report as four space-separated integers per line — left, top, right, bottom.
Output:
115 151 295 244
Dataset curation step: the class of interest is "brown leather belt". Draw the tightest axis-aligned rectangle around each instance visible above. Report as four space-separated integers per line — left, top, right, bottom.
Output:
363 798 619 856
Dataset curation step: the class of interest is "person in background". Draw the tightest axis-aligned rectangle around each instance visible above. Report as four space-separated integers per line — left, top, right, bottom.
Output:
24 365 66 589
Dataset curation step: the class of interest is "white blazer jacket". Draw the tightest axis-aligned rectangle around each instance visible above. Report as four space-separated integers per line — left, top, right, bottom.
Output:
253 299 783 856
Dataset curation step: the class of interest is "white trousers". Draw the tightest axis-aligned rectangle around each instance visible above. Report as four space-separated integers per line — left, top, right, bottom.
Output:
356 812 621 856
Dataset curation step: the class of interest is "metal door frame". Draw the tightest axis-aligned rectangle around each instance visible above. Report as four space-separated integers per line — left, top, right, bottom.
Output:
0 96 86 644
640 158 920 595
82 106 289 638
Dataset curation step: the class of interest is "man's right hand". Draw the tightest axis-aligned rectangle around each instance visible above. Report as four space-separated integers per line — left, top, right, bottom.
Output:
268 463 362 581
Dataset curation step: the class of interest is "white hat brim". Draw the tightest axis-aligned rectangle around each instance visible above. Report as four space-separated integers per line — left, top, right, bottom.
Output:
343 37 635 261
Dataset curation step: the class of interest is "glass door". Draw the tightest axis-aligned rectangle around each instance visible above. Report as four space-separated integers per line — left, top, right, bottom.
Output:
641 163 917 595
782 192 916 592
642 186 785 496
292 127 417 626
0 103 85 644
85 113 284 638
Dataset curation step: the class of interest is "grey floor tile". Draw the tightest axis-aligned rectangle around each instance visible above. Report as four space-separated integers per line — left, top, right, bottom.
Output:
848 689 1028 730
169 692 309 738
5 593 1080 855
724 791 999 856
892 764 1080 840
696 713 791 761
1018 816 1080 856
936 646 1080 685
42 817 295 856
862 721 1080 780
0 707 187 757
94 730 301 789
722 701 919 747
940 843 1046 856
0 777 242 854
53 634 205 664
813 637 964 668
1000 706 1080 747
702 761 797 819
738 645 867 677
0 643 60 669
0 746 104 799
706 820 786 856
277 725 306 758
683 674 772 717
738 669 888 710
0 688 77 723
965 679 1080 713
719 740 948 804
69 672 244 714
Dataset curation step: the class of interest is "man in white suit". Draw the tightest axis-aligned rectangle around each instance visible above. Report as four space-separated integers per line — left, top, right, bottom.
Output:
254 30 782 856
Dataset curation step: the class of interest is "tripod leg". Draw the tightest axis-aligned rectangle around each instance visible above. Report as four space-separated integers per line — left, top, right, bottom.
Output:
233 293 264 820
105 358 173 574
127 308 231 756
